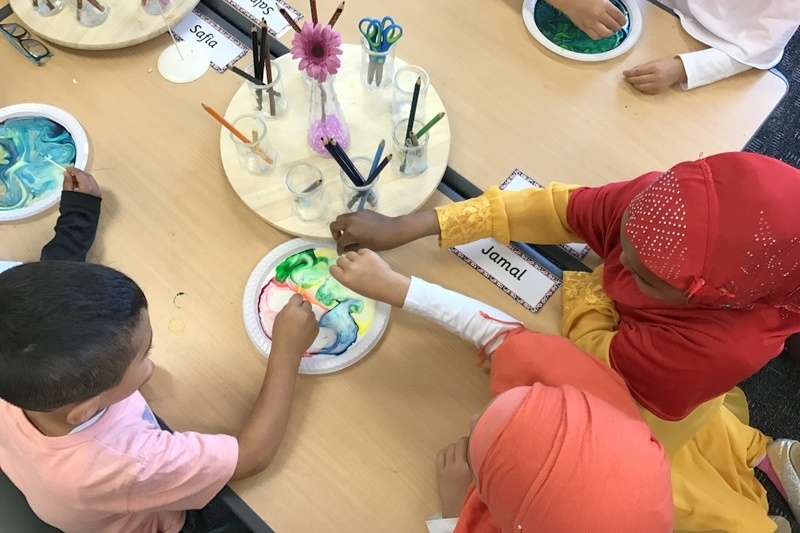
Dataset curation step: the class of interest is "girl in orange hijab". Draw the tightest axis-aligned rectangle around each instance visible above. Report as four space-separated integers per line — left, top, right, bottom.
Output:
331 249 674 533
331 152 800 532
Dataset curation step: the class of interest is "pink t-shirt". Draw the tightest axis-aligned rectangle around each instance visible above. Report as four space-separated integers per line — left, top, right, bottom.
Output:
0 391 239 533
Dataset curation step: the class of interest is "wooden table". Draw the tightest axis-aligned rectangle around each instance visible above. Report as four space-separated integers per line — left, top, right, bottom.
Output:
295 0 787 192
0 0 787 530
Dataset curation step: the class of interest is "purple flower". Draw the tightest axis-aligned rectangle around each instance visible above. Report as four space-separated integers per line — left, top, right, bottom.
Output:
290 22 343 82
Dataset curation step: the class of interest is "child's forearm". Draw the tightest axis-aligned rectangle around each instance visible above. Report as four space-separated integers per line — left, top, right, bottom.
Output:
40 191 101 262
231 352 299 481
677 48 751 90
396 210 440 245
403 277 522 354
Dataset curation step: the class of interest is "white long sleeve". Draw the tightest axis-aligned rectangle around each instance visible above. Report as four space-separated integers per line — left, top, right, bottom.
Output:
0 261 21 275
426 512 459 533
677 48 752 90
403 277 522 356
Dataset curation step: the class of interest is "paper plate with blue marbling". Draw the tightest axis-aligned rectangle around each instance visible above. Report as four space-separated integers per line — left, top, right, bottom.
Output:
243 239 391 374
522 0 642 62
0 104 89 221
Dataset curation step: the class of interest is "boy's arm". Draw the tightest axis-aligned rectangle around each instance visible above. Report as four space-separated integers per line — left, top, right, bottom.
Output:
330 183 582 253
40 169 102 262
230 294 318 481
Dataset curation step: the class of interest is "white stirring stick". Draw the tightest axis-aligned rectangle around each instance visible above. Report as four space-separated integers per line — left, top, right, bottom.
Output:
156 0 183 60
44 156 68 172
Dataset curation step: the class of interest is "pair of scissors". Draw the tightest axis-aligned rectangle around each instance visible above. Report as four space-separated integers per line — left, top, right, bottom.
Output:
359 16 403 85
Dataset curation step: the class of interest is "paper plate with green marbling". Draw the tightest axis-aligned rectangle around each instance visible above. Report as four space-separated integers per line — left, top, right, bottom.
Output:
0 104 89 222
522 0 642 62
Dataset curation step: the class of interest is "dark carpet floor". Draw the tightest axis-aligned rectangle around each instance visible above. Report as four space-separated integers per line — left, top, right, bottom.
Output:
741 25 800 532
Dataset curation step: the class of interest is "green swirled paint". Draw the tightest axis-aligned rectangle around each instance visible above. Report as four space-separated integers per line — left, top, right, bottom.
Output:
260 248 375 356
0 116 76 211
534 0 630 54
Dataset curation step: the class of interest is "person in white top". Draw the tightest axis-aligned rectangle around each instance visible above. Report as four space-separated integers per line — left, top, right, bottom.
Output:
548 0 800 93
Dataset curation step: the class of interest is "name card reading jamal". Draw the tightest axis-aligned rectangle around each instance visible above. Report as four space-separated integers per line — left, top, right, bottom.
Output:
452 239 561 313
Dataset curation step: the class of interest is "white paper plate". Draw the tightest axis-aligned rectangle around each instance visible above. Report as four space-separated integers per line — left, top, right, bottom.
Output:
522 0 642 62
243 238 391 374
0 103 89 222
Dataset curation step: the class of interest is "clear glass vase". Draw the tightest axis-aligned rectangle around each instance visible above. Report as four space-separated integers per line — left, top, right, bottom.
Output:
306 77 350 157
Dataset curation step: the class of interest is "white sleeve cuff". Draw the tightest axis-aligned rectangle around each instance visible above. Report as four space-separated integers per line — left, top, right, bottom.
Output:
426 512 459 533
403 277 522 355
677 48 752 90
0 261 22 275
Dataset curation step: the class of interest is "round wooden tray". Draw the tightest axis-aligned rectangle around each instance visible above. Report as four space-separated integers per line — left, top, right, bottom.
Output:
10 0 199 50
221 43 450 240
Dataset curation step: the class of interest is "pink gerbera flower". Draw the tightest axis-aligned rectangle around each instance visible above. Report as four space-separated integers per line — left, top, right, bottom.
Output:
290 22 343 82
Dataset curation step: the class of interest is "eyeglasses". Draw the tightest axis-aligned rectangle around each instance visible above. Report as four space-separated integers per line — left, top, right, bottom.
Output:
0 23 52 66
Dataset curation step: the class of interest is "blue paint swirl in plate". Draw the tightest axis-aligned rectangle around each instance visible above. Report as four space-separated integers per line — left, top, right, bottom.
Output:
0 116 76 211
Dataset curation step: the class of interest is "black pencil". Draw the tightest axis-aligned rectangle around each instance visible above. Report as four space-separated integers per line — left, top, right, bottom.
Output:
322 138 362 187
330 139 365 183
406 77 421 142
250 25 260 78
366 154 392 184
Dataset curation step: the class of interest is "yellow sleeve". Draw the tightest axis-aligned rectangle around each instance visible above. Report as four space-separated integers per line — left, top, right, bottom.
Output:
561 267 618 365
434 183 583 248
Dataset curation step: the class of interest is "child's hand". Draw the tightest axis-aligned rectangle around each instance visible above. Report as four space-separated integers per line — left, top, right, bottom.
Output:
330 211 409 253
270 294 319 365
436 437 474 519
549 0 627 40
329 249 410 308
623 58 687 94
63 167 102 198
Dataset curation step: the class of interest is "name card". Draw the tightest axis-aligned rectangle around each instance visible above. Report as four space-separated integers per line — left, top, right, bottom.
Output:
451 240 561 313
222 0 303 37
500 169 591 259
174 9 248 73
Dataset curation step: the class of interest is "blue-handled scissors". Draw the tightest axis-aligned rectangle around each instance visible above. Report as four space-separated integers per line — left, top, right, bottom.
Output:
359 16 403 86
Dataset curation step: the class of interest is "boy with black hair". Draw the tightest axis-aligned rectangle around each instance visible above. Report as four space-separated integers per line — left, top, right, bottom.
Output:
0 169 319 533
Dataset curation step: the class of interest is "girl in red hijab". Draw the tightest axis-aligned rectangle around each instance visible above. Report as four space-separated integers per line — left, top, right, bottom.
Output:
330 249 674 533
330 152 800 532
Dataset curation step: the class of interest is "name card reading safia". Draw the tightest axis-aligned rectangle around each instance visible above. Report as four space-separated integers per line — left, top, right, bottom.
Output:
173 9 248 73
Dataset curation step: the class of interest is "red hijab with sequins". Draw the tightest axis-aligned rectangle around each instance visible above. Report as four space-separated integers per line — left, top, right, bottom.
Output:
567 152 800 421
454 330 673 533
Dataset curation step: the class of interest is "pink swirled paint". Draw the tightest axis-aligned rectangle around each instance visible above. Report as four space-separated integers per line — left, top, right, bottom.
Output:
257 248 377 357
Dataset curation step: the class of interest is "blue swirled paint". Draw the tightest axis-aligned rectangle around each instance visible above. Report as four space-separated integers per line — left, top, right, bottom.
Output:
0 116 76 211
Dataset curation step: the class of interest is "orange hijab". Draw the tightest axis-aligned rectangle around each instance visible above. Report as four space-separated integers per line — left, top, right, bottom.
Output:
455 330 673 532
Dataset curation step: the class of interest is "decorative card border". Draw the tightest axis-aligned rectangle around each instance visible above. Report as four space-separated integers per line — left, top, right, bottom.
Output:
222 0 303 33
449 243 561 314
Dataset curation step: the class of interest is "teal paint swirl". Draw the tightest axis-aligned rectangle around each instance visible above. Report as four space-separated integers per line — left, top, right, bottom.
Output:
263 248 374 357
534 0 630 54
0 116 76 211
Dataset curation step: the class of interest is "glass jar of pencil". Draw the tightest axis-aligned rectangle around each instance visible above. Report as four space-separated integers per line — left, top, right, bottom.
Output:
245 62 288 120
339 157 379 213
67 0 109 27
141 0 172 16
229 114 277 175
31 0 65 16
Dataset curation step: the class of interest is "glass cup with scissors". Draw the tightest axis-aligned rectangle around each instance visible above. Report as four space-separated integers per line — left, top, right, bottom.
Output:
359 16 403 89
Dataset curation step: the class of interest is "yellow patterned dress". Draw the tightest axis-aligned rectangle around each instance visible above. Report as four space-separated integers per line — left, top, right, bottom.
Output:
435 184 776 533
